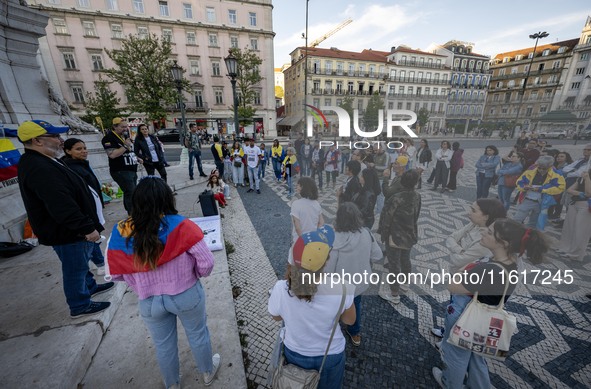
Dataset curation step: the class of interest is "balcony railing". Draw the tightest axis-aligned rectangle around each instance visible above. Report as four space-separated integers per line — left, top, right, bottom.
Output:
394 60 446 70
388 76 450 85
167 101 209 112
386 93 448 100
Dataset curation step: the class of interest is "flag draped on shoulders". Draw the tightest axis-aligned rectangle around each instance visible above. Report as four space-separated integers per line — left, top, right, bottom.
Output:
107 214 204 276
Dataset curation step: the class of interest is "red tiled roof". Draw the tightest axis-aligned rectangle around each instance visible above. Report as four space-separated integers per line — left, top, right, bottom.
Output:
292 46 390 62
493 38 579 60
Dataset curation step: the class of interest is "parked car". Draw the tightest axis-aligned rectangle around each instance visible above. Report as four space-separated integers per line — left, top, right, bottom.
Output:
156 128 181 143
575 127 591 140
538 129 568 139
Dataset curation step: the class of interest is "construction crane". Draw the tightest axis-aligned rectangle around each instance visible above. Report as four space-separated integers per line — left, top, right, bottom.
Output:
308 18 353 48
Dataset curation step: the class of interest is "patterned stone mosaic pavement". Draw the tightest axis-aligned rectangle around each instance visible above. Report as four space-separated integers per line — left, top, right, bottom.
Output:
224 144 591 388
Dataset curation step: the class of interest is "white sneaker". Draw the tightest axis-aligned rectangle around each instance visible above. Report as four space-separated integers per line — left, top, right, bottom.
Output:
432 367 444 388
203 353 221 386
431 327 444 338
226 196 232 200
379 290 400 304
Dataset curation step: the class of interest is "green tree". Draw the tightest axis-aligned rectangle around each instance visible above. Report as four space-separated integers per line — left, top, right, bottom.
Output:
417 107 430 133
105 34 186 126
363 92 385 130
340 96 355 130
229 47 263 126
82 76 124 133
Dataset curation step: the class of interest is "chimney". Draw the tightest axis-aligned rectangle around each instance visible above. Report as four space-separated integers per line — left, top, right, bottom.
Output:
391 46 396 53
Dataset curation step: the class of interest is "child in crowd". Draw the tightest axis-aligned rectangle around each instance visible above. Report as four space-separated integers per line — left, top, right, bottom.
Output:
207 173 228 208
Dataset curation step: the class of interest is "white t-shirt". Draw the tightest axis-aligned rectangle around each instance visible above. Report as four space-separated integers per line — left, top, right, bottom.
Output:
244 145 262 168
290 198 322 243
145 136 159 162
268 280 354 357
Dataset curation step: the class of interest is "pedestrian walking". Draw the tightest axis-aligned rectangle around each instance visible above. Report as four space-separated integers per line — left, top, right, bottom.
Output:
106 177 221 388
17 120 113 317
184 123 207 180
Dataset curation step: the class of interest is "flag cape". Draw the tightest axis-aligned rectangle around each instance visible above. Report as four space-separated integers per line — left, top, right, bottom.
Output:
107 214 204 275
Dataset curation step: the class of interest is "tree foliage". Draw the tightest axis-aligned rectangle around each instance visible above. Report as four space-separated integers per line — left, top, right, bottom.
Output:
105 34 188 125
363 92 385 130
228 47 263 125
417 107 430 132
82 76 124 133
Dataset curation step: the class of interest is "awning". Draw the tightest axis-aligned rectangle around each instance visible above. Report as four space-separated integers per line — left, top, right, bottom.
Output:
276 116 303 127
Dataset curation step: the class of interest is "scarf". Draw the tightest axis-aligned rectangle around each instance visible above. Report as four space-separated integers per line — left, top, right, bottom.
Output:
106 214 204 276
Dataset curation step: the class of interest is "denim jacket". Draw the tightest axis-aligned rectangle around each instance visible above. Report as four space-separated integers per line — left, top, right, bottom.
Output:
475 155 500 178
497 162 523 186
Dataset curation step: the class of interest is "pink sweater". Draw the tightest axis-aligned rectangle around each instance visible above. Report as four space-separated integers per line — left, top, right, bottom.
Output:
113 239 215 299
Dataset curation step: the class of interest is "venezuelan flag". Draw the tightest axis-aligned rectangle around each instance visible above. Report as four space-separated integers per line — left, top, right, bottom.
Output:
107 214 204 275
0 139 21 182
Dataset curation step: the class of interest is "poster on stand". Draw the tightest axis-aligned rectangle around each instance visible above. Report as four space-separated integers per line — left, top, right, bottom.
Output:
190 215 223 251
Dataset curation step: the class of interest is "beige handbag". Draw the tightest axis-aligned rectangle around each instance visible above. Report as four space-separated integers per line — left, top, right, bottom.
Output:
447 263 517 361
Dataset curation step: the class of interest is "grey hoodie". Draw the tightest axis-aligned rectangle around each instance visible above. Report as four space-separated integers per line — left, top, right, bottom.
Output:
324 228 383 295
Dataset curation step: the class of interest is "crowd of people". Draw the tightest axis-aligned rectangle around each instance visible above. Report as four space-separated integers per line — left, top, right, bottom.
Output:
13 116 591 388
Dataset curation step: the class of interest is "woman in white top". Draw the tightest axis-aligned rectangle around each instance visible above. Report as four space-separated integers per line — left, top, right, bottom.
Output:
431 198 506 339
403 138 416 169
268 226 355 389
430 140 453 193
288 177 325 265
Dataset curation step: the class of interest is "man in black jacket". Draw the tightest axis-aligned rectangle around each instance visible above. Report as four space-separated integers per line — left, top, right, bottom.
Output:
17 120 114 318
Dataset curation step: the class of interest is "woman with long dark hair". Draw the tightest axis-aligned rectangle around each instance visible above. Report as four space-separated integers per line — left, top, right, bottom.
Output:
133 124 167 182
447 142 464 192
433 219 548 388
62 138 106 275
415 138 432 189
358 167 381 228
430 141 453 193
106 177 221 388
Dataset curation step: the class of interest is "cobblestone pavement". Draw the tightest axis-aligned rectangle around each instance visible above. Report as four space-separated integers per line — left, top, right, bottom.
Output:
228 144 591 388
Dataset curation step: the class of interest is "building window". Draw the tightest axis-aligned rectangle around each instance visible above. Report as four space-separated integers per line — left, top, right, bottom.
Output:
105 0 118 10
71 85 85 103
91 54 104 71
336 99 342 106
183 3 193 19
228 10 237 25
111 23 123 38
77 0 90 7
576 67 585 75
324 98 331 107
250 38 258 50
557 46 566 54
214 88 224 104
212 61 221 76
249 12 257 26
230 36 238 48
62 52 77 69
53 18 68 34
571 82 581 89
189 60 200 75
82 21 96 37
138 26 149 39
540 105 547 113
162 28 173 42
186 31 196 45
254 91 261 105
208 33 218 47
159 1 169 16
542 49 550 56
206 7 216 22
48 0 61 3
195 90 204 108
582 53 590 61
133 0 144 13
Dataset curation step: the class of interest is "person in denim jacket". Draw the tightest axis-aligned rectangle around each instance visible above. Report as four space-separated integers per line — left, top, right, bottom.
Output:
497 152 525 211
475 145 501 199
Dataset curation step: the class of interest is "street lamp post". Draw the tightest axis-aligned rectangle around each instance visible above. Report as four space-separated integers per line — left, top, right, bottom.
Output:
513 31 549 138
224 52 240 141
170 60 189 164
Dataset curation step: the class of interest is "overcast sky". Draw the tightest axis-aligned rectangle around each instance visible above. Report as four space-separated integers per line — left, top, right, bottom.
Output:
272 0 591 67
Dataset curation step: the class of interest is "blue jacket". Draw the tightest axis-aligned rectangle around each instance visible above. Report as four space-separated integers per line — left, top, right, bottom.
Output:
475 155 500 178
497 162 523 186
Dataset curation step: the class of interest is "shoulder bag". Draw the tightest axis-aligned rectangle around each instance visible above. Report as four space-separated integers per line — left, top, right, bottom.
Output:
271 284 346 389
447 263 517 361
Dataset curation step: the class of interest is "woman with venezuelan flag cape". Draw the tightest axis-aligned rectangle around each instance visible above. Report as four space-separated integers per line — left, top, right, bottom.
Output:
105 177 221 388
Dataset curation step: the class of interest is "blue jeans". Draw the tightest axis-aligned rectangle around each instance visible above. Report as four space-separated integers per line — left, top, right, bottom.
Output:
348 295 362 336
272 158 283 180
284 346 345 389
441 294 491 389
497 185 515 211
247 166 260 190
223 185 230 198
258 159 267 179
513 198 541 228
188 149 205 178
232 163 244 185
53 241 97 315
287 174 293 196
301 159 311 176
312 165 323 189
340 153 350 174
138 281 214 388
110 170 138 214
90 243 104 266
476 173 493 199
